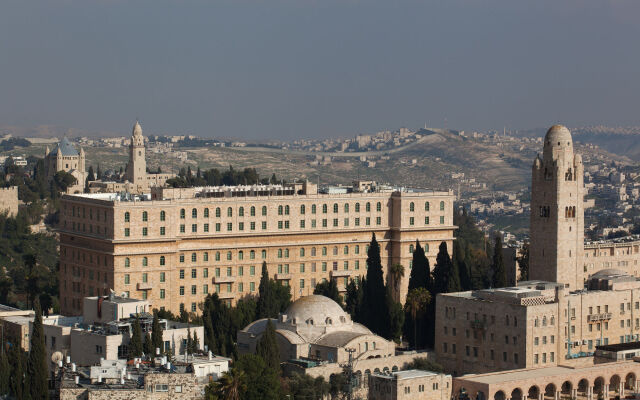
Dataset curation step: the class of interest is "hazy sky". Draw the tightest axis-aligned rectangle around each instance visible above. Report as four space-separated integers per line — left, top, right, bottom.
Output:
2 0 640 140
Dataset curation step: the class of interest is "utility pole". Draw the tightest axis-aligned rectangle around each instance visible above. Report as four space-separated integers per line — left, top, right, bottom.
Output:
342 348 357 400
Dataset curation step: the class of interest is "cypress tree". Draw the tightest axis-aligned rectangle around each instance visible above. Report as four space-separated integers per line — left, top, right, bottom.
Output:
27 299 47 400
0 339 10 396
256 320 280 371
9 343 24 400
345 278 363 320
192 331 200 353
453 240 472 291
362 233 391 338
151 311 164 354
313 279 343 307
202 300 217 353
186 329 193 354
407 241 431 292
144 333 153 355
129 317 143 358
257 262 276 318
432 242 460 294
517 242 530 281
404 241 432 349
491 235 507 288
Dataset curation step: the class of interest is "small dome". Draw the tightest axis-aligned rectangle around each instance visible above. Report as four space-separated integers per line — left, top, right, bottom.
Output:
284 295 349 327
544 125 572 147
132 121 143 136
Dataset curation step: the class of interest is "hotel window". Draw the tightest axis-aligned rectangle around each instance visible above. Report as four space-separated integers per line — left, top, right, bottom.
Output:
355 217 360 226
355 203 360 212
227 207 232 217
376 217 381 225
179 286 184 295
142 211 148 221
409 202 415 212
278 249 283 258
191 253 197 262
262 206 267 216
300 205 306 214
124 212 130 222
322 204 328 213
203 284 208 294
312 204 317 214
160 272 165 282
333 246 338 256
425 201 430 211
238 266 243 276
239 207 244 217
227 251 232 261
440 201 445 210
300 279 305 288
124 274 130 284
333 203 338 213
250 221 256 230
160 256 165 266
333 218 338 227
261 221 267 230
215 268 220 277
366 202 371 212
322 219 327 227
180 254 185 262
300 220 305 228
238 251 244 260
180 224 185 233
215 207 221 217
284 221 290 229
204 268 209 277
262 250 267 259
250 266 255 275
249 250 255 259
344 246 349 255
180 209 185 219
409 217 414 226
204 224 209 232
191 285 196 295
226 283 232 292
179 269 185 279
366 217 371 225
344 203 349 213
322 262 327 271
215 223 221 232
191 269 197 278
160 289 165 299
425 216 430 225
142 273 148 283
250 282 255 292
344 261 348 270
376 202 381 212
239 222 244 231
440 216 445 224
227 223 232 231
285 205 290 215
278 205 283 215
125 258 130 268
124 228 130 237
160 226 165 235
300 263 305 273
204 208 209 218
322 247 327 256
311 220 317 228
191 224 197 233
238 283 243 292
215 252 220 261
191 208 197 218
142 257 148 267
355 261 360 270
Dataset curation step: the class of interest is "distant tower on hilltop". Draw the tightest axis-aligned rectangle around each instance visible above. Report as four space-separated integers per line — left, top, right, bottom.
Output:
530 125 584 290
125 120 147 185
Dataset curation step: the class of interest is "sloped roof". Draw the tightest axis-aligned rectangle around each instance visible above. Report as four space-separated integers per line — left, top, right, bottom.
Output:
314 330 367 347
49 137 79 157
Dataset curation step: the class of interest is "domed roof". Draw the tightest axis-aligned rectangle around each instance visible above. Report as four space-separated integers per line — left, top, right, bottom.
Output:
544 125 572 146
591 268 628 278
285 295 349 327
132 120 143 136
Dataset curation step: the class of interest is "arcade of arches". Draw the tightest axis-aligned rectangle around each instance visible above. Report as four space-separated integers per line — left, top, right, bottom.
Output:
453 361 640 400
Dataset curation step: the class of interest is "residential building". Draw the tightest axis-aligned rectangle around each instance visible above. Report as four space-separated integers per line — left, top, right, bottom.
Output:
368 370 451 400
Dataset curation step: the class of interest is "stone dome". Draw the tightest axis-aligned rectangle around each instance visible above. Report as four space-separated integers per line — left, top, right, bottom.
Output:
284 295 350 327
544 124 572 147
132 120 143 136
591 268 628 278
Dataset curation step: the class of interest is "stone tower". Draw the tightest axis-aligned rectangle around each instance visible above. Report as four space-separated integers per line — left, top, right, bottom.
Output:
530 125 584 290
125 120 147 185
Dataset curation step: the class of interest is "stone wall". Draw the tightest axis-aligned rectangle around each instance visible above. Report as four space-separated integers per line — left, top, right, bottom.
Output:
0 186 18 216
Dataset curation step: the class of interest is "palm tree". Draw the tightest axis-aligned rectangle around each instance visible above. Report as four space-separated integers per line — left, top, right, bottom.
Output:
389 263 405 301
405 287 431 350
208 368 246 400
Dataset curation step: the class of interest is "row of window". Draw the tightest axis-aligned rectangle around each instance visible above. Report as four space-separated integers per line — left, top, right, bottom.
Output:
122 200 447 222
442 342 520 364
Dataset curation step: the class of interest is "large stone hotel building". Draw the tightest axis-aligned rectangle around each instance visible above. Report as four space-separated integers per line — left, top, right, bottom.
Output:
59 181 455 316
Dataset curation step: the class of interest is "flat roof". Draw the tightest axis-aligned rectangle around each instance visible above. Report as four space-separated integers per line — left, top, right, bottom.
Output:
372 369 440 380
596 341 640 352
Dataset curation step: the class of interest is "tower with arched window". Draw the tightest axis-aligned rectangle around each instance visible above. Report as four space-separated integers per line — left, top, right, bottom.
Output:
530 125 584 290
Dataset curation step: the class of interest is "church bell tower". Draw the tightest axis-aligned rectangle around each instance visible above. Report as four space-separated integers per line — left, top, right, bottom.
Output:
125 120 147 185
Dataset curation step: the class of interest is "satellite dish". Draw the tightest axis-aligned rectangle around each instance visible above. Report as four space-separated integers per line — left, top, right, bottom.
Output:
51 351 64 363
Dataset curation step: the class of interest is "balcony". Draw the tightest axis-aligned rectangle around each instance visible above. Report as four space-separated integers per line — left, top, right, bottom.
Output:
213 276 237 284
587 313 612 322
470 320 486 330
137 282 152 291
275 273 292 280
330 270 353 278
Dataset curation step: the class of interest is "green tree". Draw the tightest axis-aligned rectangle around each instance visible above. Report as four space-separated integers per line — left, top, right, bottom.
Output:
386 287 405 343
129 317 143 358
206 368 246 400
234 354 281 400
257 262 276 318
453 240 472 291
344 278 364 321
491 234 507 288
0 339 10 396
151 311 164 354
27 298 48 400
403 357 444 372
256 320 280 371
432 242 459 294
362 233 391 338
144 333 153 355
405 288 431 349
388 263 405 301
186 328 193 354
192 331 200 353
9 343 24 399
284 373 330 400
313 279 343 307
407 241 431 292
517 242 530 281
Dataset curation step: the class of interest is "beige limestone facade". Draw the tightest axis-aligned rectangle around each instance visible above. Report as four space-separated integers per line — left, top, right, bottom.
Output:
584 238 640 277
58 183 455 315
530 125 584 290
368 369 452 400
435 271 640 375
0 186 19 216
45 137 87 194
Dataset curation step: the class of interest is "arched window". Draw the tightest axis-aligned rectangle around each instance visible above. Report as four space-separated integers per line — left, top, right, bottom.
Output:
191 253 197 262
142 257 148 267
425 201 430 211
204 208 209 218
238 251 244 260
534 318 539 327
215 252 221 261
326 317 332 325
180 209 185 219
355 203 360 212
239 207 244 217
311 247 317 256
344 203 349 213
261 250 267 259
300 204 306 214
425 243 429 253
215 207 221 218
300 248 305 257
333 246 338 256
440 201 445 211
203 252 208 261
227 251 232 261
333 203 338 213
409 202 415 212
192 208 197 218
409 244 414 253
322 204 328 214
124 257 130 268
542 316 547 326
278 205 283 215
250 206 255 216
355 245 360 254
550 316 555 325
278 249 283 258
227 207 232 217
366 202 371 212
160 256 165 266
284 249 289 258
262 206 267 216
142 211 148 221
311 204 317 214
322 247 327 256
285 205 290 215
250 250 255 259
124 212 130 222
160 210 166 221
376 202 381 212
